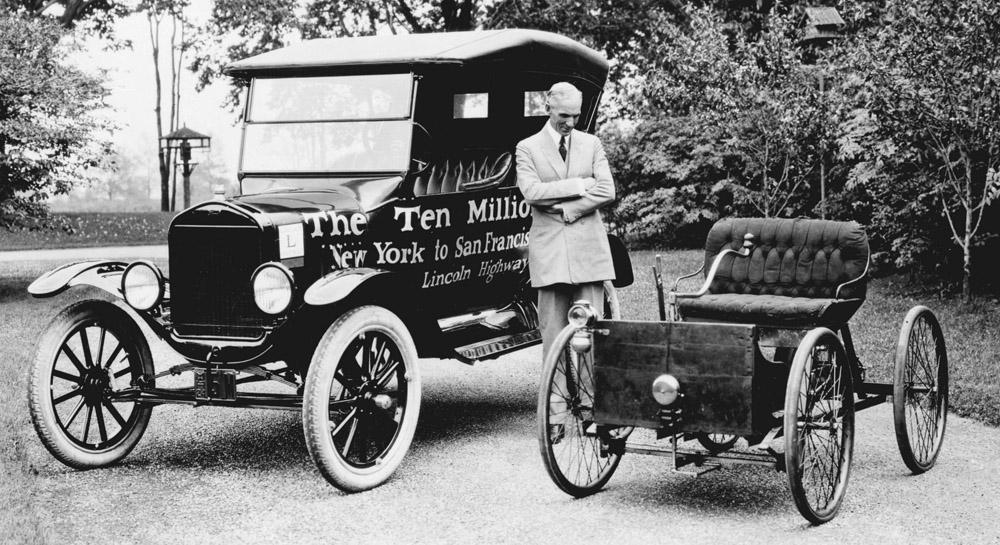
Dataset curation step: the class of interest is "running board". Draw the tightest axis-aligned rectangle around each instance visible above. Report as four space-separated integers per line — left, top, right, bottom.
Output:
438 308 515 332
454 330 541 363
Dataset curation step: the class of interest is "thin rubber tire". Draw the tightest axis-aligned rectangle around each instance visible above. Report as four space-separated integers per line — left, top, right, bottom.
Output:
893 306 948 474
696 433 739 453
537 322 622 497
784 327 855 525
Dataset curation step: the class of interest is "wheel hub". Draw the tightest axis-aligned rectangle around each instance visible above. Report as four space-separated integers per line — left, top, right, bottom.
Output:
357 381 388 412
81 367 111 406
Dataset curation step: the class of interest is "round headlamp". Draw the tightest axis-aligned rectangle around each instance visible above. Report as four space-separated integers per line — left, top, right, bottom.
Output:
121 261 164 311
652 374 681 406
251 263 294 315
567 301 596 327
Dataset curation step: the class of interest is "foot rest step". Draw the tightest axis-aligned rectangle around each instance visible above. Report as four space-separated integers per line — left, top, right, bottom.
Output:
456 330 541 362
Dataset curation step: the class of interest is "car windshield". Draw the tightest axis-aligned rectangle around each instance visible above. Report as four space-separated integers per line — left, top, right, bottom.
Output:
241 73 413 173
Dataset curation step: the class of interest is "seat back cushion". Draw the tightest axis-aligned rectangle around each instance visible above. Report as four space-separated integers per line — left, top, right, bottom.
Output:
704 217 869 300
413 151 512 196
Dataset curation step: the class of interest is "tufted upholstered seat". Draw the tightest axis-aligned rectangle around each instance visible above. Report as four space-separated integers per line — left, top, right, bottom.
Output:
413 151 512 196
677 217 870 327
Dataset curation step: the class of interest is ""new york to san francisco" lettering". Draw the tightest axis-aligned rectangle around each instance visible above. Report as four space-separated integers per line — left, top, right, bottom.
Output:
454 231 529 258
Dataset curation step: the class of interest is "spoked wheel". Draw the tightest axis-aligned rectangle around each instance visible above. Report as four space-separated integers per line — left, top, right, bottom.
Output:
784 328 855 525
27 300 155 469
302 306 421 492
893 306 948 474
696 433 739 453
538 323 622 497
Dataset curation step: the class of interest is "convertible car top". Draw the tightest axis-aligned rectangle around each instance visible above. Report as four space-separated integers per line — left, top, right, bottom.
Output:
225 29 609 86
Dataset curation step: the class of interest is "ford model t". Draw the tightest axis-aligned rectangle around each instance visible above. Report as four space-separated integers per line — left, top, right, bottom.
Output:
537 217 948 523
26 30 630 491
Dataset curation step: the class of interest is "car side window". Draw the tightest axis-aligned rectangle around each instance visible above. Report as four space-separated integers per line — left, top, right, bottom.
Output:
453 93 488 119
524 90 548 116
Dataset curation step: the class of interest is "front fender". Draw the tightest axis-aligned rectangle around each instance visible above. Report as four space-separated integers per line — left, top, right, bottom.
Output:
27 261 131 299
303 267 390 307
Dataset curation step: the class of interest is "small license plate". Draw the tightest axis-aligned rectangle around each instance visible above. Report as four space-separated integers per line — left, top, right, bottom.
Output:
194 368 237 401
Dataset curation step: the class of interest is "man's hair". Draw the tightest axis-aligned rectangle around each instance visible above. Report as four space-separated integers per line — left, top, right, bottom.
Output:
546 82 582 106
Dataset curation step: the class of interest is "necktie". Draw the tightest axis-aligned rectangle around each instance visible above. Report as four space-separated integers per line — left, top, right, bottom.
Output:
558 135 567 161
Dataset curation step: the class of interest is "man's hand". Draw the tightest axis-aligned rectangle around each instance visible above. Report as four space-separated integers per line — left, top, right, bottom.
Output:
541 203 567 219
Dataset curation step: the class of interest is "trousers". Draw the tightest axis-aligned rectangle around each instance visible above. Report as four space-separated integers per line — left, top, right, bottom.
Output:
537 281 604 359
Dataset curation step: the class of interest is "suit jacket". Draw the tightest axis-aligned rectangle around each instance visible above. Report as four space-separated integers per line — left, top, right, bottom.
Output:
516 127 616 288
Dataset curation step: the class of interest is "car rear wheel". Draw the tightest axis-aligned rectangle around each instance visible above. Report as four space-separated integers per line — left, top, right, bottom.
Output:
27 300 155 469
302 305 421 492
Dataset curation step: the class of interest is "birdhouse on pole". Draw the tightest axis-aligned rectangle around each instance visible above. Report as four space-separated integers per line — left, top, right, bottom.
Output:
801 7 845 49
799 7 844 220
161 126 212 209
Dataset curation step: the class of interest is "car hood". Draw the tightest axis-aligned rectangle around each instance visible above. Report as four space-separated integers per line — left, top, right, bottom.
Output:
172 179 397 232
235 190 362 215
236 176 402 214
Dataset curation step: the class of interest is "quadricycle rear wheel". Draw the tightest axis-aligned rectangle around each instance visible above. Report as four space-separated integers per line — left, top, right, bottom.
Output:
893 306 948 474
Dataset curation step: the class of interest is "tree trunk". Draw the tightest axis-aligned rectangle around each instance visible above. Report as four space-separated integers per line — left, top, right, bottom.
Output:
0 135 7 190
170 152 178 211
149 13 170 211
963 234 972 303
170 15 185 208
158 150 169 212
964 158 974 302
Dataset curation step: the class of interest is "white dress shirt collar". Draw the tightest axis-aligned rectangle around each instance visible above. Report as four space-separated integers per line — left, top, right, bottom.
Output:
544 122 570 151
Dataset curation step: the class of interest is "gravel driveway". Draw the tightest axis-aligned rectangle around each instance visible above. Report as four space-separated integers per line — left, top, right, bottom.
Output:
20 338 1000 545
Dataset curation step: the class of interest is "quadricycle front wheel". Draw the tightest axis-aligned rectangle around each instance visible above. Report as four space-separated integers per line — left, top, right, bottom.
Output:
784 327 855 525
537 284 627 497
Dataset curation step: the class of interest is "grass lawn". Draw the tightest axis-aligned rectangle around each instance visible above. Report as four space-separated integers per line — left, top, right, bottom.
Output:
0 250 995 541
0 212 175 251
0 265 86 544
0 259 168 544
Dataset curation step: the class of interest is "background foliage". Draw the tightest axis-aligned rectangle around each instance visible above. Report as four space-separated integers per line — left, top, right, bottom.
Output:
592 1 998 298
838 0 1000 299
0 11 112 228
1 0 998 297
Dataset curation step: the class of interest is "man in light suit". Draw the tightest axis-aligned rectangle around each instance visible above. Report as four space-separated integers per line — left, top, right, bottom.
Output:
516 82 616 358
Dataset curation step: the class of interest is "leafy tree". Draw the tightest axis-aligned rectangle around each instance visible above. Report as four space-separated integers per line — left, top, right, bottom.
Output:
192 0 489 109
1 0 131 35
844 0 1000 300
600 117 729 246
644 7 833 218
189 0 298 109
0 12 112 227
139 0 192 211
486 0 684 93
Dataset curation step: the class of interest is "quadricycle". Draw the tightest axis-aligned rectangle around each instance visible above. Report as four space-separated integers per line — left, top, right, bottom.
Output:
537 217 948 524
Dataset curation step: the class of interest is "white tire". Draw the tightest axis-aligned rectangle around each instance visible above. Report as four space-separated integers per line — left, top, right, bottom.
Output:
302 305 421 492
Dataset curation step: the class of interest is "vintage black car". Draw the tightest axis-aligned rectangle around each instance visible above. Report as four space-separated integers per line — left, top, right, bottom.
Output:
26 29 630 492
